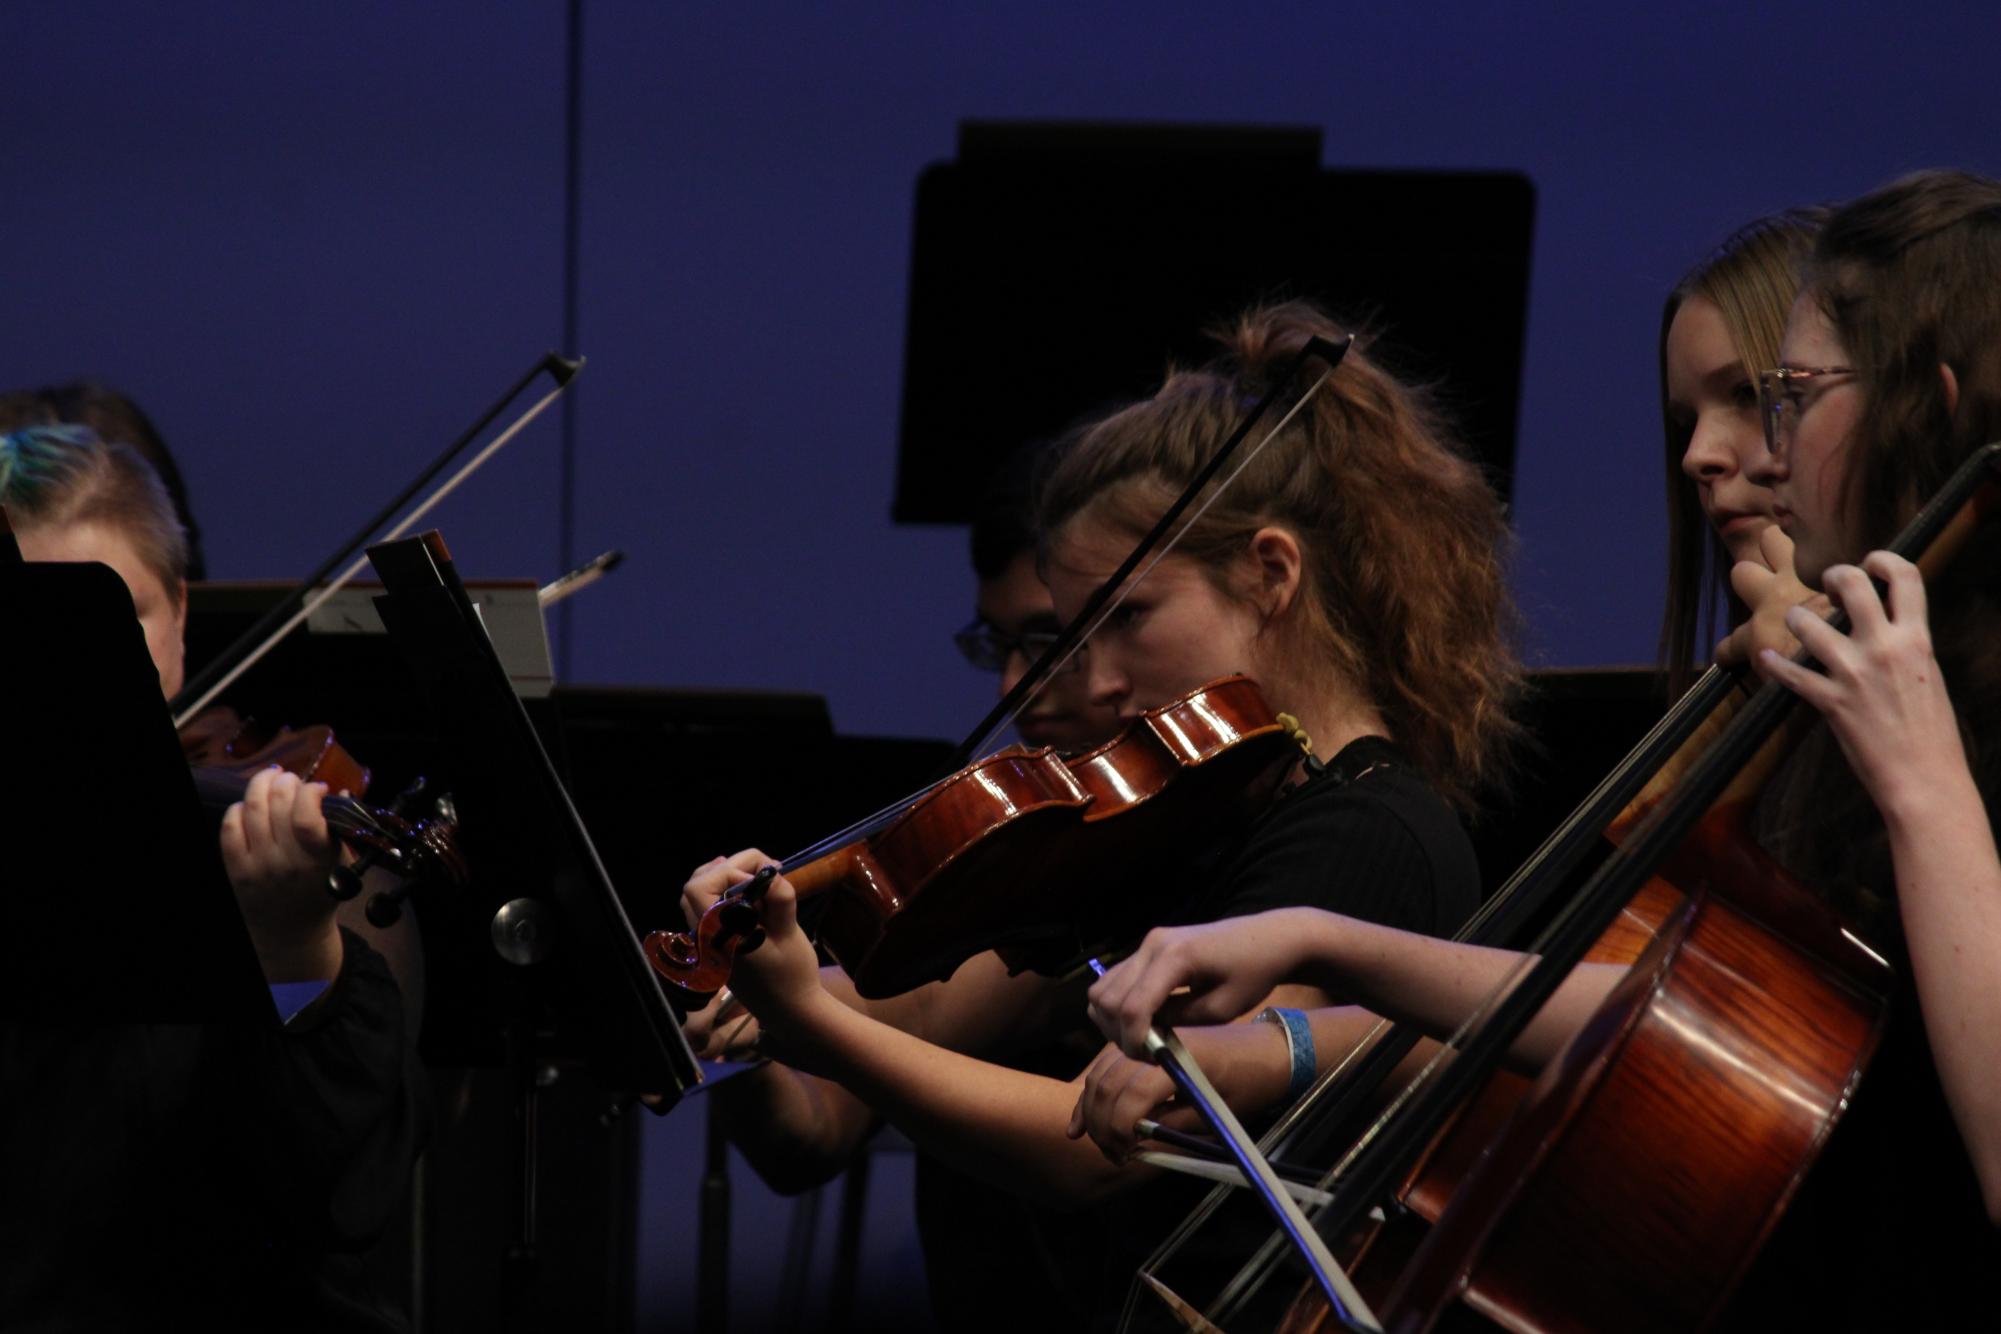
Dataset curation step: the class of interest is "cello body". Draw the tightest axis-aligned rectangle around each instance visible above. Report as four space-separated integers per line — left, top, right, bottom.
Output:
1379 801 1892 1333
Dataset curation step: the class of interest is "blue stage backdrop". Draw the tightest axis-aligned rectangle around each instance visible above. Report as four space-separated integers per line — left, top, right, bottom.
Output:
8 3 1998 1329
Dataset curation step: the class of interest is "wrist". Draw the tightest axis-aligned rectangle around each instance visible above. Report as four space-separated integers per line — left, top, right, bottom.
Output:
1254 1006 1317 1107
1878 757 1981 842
251 918 344 984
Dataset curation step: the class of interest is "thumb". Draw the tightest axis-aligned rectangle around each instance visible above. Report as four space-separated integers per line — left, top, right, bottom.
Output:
759 866 799 939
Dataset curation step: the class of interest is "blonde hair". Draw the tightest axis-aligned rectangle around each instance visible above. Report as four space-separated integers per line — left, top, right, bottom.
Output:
1658 208 1826 687
1037 302 1520 812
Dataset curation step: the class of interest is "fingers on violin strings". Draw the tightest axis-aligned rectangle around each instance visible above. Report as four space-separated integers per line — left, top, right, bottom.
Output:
219 798 250 867
288 779 334 862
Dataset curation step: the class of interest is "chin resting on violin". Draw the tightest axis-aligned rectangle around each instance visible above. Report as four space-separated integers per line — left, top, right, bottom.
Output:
0 423 425 1333
676 301 1521 1327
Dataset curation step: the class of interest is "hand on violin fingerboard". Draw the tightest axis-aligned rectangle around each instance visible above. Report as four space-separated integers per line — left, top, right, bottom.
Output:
220 767 344 984
680 850 836 1065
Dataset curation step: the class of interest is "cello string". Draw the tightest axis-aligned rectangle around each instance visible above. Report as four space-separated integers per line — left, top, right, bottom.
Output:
1287 443 2001 1254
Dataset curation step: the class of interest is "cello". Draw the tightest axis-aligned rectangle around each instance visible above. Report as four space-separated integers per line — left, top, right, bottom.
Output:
1249 443 2001 1332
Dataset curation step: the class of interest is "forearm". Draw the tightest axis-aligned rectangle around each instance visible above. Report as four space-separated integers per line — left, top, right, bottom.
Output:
712 1061 882 1193
1883 771 2001 1222
1293 916 1621 1072
822 952 1070 1056
791 994 1140 1208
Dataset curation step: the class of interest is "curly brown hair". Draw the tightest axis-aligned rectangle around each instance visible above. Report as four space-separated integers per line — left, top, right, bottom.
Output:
1035 301 1521 813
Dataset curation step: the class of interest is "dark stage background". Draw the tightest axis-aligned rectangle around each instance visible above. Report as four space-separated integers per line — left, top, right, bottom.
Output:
8 3 1999 1328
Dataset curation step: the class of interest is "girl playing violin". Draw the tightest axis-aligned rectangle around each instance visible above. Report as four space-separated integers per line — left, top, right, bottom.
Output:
0 424 424 1332
1071 206 1830 1165
680 301 1521 1325
1084 170 2001 1327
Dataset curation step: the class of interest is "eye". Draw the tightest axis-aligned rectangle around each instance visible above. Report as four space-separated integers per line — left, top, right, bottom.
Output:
1104 602 1148 630
1729 381 1759 411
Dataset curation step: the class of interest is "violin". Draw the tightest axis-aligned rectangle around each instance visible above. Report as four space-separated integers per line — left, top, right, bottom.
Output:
179 705 467 900
643 673 1303 1000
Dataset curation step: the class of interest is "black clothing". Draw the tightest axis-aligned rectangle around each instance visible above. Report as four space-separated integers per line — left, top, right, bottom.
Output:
917 736 1481 1332
0 929 425 1333
1720 977 2001 1330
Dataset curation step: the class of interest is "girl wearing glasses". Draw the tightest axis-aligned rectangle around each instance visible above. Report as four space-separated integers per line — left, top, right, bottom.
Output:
1660 208 1827 691
1084 169 2001 1326
678 301 1521 1326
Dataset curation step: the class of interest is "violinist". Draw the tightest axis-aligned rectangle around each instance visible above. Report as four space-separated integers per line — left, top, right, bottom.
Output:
1069 206 1832 1161
0 424 425 1333
1084 170 2001 1326
685 435 1124 1325
958 436 1125 753
679 301 1521 1326
0 378 207 580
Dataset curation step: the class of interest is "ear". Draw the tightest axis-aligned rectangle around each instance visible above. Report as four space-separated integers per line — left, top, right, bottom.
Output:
1245 527 1303 622
1941 362 1961 416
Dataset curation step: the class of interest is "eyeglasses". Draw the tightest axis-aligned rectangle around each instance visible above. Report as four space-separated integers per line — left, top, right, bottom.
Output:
1757 365 1858 456
952 618 1083 674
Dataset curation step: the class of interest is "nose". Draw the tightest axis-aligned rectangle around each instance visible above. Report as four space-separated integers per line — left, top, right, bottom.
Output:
1680 412 1738 483
999 649 1032 698
1083 649 1129 711
1746 436 1786 487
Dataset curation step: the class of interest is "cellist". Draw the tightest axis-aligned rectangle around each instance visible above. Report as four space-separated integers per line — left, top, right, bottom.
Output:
1083 169 2001 1327
676 301 1521 1327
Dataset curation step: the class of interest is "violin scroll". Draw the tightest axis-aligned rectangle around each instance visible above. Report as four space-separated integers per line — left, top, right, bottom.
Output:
645 865 776 997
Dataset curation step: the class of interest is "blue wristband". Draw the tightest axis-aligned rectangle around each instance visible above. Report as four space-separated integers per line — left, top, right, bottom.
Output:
1258 1005 1317 1105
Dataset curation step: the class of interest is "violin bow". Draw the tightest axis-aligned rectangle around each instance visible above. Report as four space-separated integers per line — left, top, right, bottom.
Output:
168 351 584 728
776 333 1354 902
933 333 1352 778
1089 959 1382 1333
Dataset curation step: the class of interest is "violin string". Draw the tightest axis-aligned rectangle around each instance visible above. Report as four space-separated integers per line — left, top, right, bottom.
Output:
171 377 573 729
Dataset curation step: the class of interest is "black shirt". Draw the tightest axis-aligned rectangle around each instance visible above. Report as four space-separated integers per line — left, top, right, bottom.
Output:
917 736 1482 1332
0 929 426 1333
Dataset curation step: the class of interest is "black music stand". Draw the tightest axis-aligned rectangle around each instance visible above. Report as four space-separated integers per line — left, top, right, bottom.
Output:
363 530 698 1099
0 527 268 1023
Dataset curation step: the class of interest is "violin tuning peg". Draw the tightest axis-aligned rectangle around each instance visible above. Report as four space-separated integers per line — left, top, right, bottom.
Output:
366 884 413 928
327 864 364 902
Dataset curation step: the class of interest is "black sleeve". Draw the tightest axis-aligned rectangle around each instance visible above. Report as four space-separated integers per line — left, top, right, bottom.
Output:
229 927 429 1250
